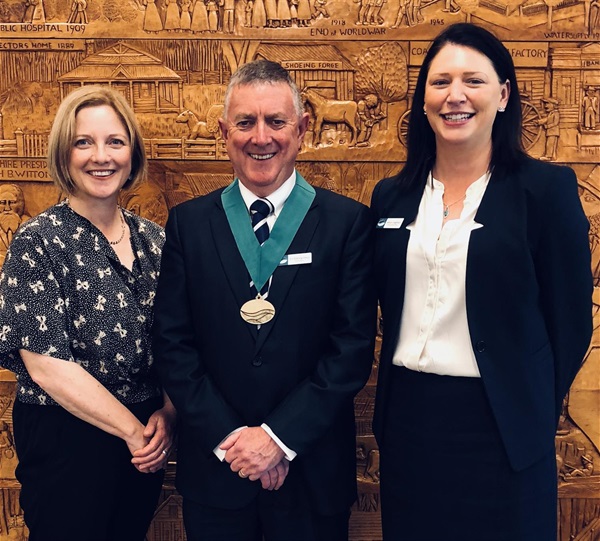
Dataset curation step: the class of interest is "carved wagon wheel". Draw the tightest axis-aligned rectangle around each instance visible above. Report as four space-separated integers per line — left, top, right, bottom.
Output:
398 101 543 150
206 104 224 136
520 100 542 151
397 109 411 147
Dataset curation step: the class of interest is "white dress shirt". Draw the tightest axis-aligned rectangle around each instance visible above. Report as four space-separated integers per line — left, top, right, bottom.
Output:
214 171 298 462
392 172 490 377
238 171 296 230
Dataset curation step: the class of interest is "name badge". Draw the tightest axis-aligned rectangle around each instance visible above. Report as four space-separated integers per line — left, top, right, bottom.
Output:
280 253 312 266
376 218 404 229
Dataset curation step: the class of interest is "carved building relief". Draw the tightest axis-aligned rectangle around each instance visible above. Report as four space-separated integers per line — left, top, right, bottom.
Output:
0 1 598 539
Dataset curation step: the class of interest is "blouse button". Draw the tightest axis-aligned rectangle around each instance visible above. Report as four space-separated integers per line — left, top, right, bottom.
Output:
475 341 486 353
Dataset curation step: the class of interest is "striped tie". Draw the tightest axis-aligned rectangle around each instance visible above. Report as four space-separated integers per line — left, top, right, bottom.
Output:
250 199 273 245
249 198 274 298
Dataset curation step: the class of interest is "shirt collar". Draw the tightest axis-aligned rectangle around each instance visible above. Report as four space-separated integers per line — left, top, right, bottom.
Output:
428 171 491 202
238 170 296 218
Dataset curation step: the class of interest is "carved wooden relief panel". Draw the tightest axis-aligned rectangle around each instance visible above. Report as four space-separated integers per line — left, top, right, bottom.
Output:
0 1 598 538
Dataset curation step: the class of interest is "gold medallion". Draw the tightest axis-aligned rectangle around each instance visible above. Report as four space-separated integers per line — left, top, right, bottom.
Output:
240 297 275 325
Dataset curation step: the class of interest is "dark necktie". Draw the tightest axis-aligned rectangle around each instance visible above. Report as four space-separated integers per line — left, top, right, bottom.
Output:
250 199 273 245
250 199 274 297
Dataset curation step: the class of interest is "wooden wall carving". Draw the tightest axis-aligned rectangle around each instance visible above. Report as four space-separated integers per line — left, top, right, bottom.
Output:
0 1 598 538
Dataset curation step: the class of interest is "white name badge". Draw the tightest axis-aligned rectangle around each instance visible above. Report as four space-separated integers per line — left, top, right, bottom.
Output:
376 218 404 229
279 252 312 266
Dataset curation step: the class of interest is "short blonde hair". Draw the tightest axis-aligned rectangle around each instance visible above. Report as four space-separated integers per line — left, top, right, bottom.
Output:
47 86 147 195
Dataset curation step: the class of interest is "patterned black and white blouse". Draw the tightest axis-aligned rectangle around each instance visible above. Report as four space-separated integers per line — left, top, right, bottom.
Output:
0 200 165 406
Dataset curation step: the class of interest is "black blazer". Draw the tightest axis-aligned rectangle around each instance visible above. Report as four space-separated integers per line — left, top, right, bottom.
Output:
153 185 376 513
371 158 592 471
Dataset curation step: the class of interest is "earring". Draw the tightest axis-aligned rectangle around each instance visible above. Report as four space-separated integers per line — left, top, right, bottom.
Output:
423 108 427 115
498 107 505 113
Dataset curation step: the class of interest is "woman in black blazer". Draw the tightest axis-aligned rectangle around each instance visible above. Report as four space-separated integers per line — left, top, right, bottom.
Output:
371 23 592 541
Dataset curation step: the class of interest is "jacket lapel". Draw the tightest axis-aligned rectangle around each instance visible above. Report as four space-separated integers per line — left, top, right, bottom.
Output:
210 199 258 340
384 183 423 227
253 199 320 352
473 170 508 228
468 169 517 268
376 181 423 348
467 170 516 304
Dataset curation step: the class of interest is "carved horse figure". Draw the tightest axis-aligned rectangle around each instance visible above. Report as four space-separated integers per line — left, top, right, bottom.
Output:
176 105 224 139
301 88 359 147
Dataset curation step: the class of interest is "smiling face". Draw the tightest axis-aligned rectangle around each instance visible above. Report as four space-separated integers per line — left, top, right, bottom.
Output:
68 105 133 204
423 43 510 154
219 82 309 197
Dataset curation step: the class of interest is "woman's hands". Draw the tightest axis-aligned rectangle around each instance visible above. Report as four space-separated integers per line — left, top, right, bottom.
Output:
131 398 177 473
20 349 178 474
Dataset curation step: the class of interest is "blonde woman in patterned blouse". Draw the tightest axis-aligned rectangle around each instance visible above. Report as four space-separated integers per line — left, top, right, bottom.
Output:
0 86 176 541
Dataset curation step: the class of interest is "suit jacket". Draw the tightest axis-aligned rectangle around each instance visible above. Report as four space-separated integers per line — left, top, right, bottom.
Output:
153 181 376 513
371 158 592 471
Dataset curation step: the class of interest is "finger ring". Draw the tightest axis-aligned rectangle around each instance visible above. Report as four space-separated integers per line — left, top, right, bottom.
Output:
238 469 247 478
162 450 168 456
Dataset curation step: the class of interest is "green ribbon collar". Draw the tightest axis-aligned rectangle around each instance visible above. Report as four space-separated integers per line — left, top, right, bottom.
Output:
221 173 315 293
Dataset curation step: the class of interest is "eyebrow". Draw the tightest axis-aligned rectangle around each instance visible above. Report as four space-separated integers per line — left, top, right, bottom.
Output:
429 71 488 78
232 113 288 122
73 132 129 138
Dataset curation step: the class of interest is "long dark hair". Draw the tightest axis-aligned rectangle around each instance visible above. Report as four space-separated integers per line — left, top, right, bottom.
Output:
397 23 527 190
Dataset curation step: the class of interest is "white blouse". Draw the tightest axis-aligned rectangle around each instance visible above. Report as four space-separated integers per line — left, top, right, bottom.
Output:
392 172 490 377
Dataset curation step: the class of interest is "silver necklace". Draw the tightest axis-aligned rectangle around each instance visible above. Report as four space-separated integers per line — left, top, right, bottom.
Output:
443 195 465 218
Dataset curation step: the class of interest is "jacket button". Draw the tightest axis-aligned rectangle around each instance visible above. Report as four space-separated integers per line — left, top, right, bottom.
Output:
475 341 486 352
251 357 262 367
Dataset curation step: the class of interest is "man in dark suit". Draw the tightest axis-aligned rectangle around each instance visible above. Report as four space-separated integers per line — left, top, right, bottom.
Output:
153 60 376 541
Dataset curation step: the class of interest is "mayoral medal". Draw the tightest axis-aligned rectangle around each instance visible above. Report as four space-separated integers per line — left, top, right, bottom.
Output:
240 295 276 325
